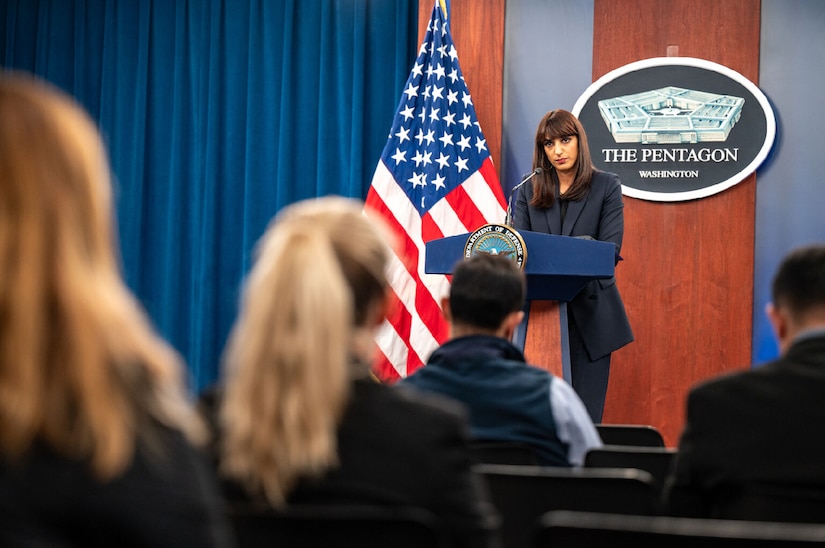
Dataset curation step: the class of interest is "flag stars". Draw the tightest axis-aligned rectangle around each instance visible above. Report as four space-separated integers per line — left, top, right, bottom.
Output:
408 172 424 189
439 132 454 147
380 8 496 213
395 126 411 144
410 171 426 189
391 148 407 166
403 82 419 100
435 152 451 169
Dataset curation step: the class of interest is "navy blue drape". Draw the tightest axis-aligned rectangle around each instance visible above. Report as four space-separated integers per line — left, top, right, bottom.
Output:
1 0 418 392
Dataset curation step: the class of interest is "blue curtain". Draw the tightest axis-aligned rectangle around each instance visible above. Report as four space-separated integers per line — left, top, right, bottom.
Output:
1 0 418 392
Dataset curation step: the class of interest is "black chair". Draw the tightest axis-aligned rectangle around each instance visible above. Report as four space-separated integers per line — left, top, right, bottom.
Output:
469 440 541 465
228 504 448 548
476 463 660 548
596 423 666 447
584 445 677 490
710 486 825 524
537 510 825 547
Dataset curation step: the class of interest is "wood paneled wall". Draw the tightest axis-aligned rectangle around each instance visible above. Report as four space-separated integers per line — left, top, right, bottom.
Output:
592 0 760 446
421 0 759 446
417 0 505 175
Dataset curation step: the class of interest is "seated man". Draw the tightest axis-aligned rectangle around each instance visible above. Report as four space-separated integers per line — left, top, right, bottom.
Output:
664 244 825 521
399 253 601 466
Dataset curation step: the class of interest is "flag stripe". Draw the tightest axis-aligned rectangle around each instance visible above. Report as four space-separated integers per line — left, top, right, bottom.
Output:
365 2 506 380
366 173 445 370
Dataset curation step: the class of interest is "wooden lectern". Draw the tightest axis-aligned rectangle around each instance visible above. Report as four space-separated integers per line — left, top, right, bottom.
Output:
424 229 615 382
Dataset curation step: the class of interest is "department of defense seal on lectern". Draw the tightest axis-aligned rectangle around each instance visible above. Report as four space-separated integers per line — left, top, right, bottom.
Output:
464 224 526 269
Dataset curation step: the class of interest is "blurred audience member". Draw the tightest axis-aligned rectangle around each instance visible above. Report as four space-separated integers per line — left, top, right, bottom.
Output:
205 197 501 548
0 74 232 547
665 244 825 522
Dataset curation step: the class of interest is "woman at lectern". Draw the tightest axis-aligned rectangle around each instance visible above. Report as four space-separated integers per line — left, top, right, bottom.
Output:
513 109 633 423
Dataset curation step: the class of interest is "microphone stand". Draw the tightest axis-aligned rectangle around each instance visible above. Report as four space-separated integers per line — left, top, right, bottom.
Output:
505 168 542 227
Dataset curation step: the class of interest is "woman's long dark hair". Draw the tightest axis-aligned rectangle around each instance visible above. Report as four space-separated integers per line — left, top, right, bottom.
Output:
530 109 595 209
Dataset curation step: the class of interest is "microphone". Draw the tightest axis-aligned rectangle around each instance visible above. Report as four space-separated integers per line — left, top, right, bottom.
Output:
505 168 542 227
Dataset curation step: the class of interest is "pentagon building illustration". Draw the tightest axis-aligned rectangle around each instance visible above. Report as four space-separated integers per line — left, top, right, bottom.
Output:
597 87 745 144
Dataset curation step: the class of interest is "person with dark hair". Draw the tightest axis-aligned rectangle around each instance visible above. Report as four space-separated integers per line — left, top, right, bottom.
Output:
664 244 825 521
513 108 634 423
400 253 601 466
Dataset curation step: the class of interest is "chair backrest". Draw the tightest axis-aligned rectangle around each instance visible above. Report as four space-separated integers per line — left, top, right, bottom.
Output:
229 504 448 548
469 440 541 465
537 510 825 547
584 445 677 490
596 424 666 447
711 486 825 524
476 463 660 548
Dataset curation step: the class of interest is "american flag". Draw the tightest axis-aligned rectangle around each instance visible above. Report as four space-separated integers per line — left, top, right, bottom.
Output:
364 1 506 381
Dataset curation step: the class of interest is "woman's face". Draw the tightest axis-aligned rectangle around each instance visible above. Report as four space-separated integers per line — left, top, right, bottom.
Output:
543 134 579 173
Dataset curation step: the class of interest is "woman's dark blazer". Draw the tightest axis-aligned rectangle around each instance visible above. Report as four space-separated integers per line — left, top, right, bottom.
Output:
0 425 233 547
514 169 633 360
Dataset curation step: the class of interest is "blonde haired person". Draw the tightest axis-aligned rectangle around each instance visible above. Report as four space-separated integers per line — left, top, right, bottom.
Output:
205 197 500 548
0 74 231 546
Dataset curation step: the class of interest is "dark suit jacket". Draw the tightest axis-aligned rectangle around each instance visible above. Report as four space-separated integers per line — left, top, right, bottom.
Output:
0 425 233 547
204 378 501 548
664 333 825 520
513 170 633 360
